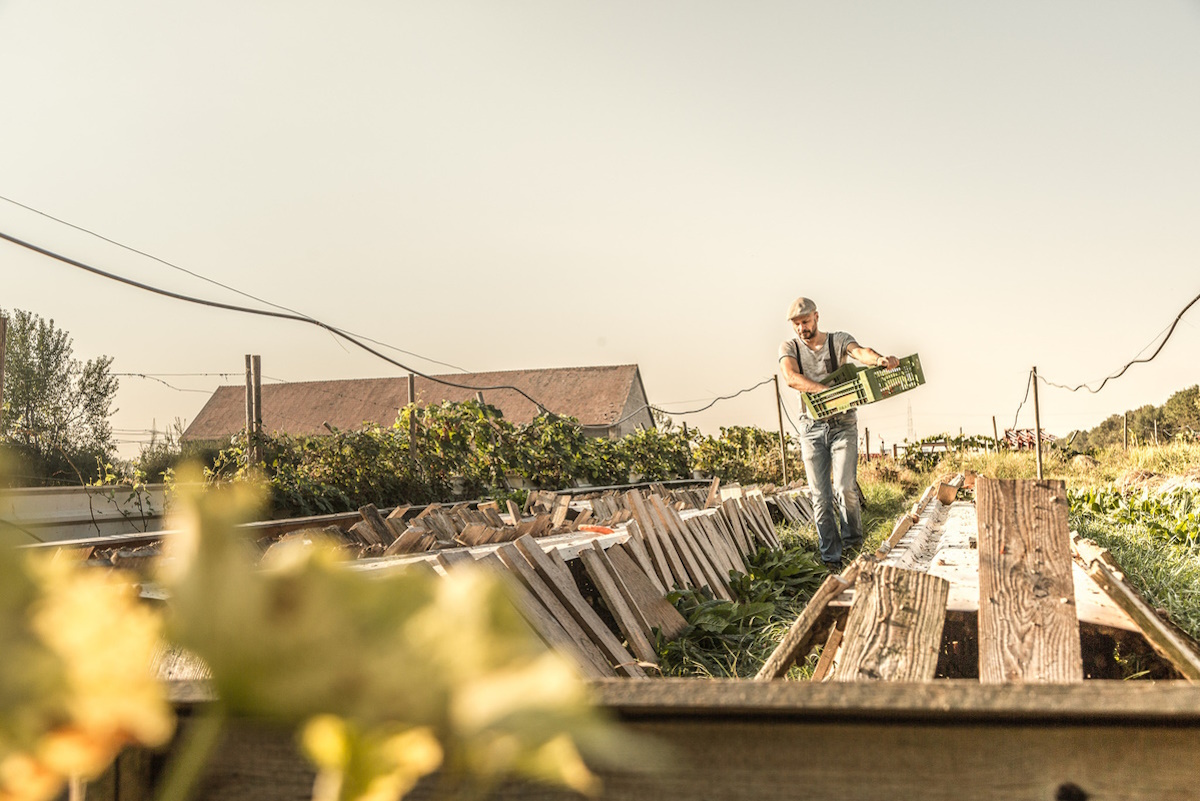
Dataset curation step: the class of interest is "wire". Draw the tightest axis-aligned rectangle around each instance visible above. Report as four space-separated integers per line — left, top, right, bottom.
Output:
0 229 557 413
610 377 775 427
1039 287 1200 394
0 193 469 373
1012 370 1033 431
115 373 216 393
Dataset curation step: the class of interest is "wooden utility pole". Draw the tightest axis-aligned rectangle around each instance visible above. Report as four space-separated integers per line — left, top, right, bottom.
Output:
864 427 870 461
1031 366 1043 480
244 355 263 467
407 373 418 457
1123 413 1129 450
992 415 1000 451
0 315 6 427
773 375 788 486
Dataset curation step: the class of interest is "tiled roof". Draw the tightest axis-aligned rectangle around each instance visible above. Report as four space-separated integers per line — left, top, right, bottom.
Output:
183 364 647 440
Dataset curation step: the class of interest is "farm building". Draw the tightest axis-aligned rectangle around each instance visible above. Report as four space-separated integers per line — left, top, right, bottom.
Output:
182 363 654 443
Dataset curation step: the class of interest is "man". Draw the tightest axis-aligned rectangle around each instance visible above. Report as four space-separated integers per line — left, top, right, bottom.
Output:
778 296 899 571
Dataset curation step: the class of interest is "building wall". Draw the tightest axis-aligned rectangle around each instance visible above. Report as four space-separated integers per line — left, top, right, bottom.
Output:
609 375 654 439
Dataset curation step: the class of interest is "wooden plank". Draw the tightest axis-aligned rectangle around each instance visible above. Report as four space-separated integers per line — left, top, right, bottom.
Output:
626 490 686 589
589 542 654 638
435 549 475 570
750 495 781 548
513 535 646 678
976 478 1082 683
505 499 523 525
579 546 659 665
347 520 382 547
719 500 754 559
649 495 721 596
598 546 688 641
756 560 863 679
810 623 843 682
467 553 609 680
1074 537 1200 682
704 477 721 508
382 525 427 556
695 512 744 575
618 530 665 596
831 563 949 682
494 543 616 678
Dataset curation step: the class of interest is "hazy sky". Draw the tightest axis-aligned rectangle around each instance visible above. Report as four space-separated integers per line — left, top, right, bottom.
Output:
2 1 1199 459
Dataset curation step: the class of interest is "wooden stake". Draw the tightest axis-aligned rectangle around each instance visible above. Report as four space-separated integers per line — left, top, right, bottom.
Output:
774 375 788 485
1031 367 1043 480
992 415 1000 450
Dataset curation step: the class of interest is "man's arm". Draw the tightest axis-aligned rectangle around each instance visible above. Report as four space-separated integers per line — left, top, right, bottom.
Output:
779 353 828 393
846 342 899 370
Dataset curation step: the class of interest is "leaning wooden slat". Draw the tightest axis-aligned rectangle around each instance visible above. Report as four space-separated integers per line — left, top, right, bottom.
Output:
385 504 411 522
720 500 754 559
469 553 610 680
590 543 655 639
707 510 749 572
755 560 864 679
685 516 733 578
1073 537 1200 683
551 494 572 528
435 549 476 570
874 512 919 559
676 515 734 601
579 546 659 665
505 500 523 526
650 495 720 596
735 498 770 549
348 520 382 547
704 477 721 509
608 545 688 640
622 521 665 595
637 492 691 589
626 490 685 589
831 562 949 682
750 495 782 549
494 543 616 678
513 535 647 678
976 478 1082 684
810 623 844 683
696 512 745 576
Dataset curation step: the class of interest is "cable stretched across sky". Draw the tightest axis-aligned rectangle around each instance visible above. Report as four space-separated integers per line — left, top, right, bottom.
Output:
0 228 560 413
1039 286 1200 394
0 193 469 373
611 377 775 427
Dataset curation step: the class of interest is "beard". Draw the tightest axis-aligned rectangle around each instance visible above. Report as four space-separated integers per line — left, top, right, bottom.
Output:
799 327 817 340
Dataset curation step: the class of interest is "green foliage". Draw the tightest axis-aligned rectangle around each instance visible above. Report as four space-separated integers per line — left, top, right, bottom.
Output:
1070 486 1200 545
207 402 813 517
1075 385 1200 452
898 432 998 472
656 544 826 678
0 308 119 486
691 425 801 485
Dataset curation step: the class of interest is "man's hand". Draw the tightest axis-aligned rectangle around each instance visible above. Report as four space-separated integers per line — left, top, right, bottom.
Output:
877 355 900 369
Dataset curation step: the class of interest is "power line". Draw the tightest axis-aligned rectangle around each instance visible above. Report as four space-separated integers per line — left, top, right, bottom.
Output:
1012 370 1033 431
115 373 216 393
1039 286 1200 394
0 229 558 413
612 377 775 427
0 193 468 373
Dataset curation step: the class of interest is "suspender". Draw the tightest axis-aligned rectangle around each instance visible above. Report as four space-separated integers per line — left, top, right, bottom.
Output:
792 336 837 377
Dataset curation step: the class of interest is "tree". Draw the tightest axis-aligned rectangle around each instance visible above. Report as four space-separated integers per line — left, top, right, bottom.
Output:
0 309 119 484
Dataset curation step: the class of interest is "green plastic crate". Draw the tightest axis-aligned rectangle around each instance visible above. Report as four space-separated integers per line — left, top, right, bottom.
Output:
801 354 925 419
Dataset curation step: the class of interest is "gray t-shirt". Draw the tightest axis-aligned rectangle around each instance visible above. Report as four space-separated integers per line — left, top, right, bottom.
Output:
778 331 858 419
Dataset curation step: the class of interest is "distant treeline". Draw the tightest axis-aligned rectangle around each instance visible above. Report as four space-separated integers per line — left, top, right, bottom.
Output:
1070 385 1200 451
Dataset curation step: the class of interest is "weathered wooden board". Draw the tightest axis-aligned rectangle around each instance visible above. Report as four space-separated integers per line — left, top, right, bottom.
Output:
976 478 1082 683
831 563 949 682
494 543 616 678
579 546 658 665
607 545 688 641
144 680 1200 801
756 560 864 679
514 536 646 678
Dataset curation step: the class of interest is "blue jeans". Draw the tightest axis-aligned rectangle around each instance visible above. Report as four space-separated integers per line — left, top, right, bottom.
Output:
798 413 862 564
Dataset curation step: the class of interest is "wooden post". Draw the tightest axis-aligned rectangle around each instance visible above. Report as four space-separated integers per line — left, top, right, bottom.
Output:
773 376 788 486
0 315 6 428
1123 412 1129 450
992 415 1000 450
1154 419 1159 447
475 390 484 405
408 373 418 456
892 444 897 460
1031 367 1043 480
244 355 255 467
864 427 870 462
244 355 262 467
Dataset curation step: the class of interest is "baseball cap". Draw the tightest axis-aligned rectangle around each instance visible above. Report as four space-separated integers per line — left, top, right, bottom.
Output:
786 296 817 320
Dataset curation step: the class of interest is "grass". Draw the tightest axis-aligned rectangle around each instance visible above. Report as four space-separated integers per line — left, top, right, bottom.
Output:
659 441 1200 678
